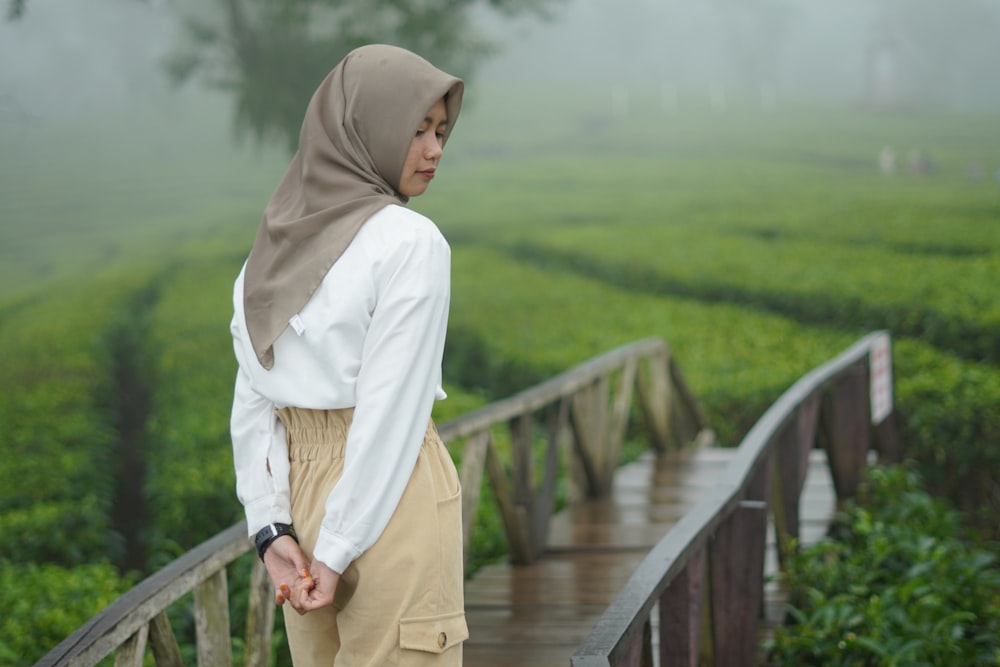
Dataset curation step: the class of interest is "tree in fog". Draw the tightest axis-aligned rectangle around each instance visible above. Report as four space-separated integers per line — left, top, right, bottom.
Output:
5 0 24 20
161 0 558 153
6 0 559 151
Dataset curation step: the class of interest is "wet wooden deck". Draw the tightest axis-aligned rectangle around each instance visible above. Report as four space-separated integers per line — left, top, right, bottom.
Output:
462 445 836 666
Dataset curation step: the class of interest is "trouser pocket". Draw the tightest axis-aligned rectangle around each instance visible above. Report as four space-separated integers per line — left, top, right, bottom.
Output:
399 611 468 665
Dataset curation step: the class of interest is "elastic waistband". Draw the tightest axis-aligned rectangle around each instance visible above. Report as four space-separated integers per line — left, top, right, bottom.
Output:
275 406 353 462
275 406 441 463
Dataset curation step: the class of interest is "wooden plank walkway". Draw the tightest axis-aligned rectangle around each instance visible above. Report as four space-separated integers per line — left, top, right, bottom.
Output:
462 445 836 666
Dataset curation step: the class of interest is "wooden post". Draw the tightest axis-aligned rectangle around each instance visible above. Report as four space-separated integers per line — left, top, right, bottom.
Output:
485 434 533 565
244 557 274 667
194 569 233 667
591 376 612 492
510 413 538 561
459 430 491 567
823 365 870 502
534 399 569 552
771 394 820 567
571 379 611 497
659 546 706 667
608 617 653 667
641 618 654 667
708 501 768 667
112 623 147 667
669 358 710 446
148 611 184 667
607 359 638 479
636 351 673 452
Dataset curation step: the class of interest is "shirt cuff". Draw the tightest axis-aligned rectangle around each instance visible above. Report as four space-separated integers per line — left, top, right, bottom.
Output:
243 494 293 538
314 528 363 574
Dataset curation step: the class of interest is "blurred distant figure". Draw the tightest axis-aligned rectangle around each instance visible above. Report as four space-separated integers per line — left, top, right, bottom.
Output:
865 21 901 110
907 149 935 175
878 146 896 176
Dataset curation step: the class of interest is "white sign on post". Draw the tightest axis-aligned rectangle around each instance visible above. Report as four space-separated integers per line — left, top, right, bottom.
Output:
869 333 893 424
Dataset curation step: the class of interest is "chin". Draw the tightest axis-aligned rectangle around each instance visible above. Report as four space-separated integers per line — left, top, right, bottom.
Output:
402 185 428 198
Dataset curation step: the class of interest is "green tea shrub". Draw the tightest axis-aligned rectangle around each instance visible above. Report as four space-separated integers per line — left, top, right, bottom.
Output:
0 560 132 667
0 308 116 510
765 466 1000 667
0 497 115 566
894 340 1000 530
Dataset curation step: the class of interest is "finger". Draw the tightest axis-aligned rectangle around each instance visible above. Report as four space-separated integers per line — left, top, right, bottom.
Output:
275 592 285 605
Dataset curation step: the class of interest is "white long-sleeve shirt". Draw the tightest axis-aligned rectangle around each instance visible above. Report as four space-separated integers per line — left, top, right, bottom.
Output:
230 204 450 574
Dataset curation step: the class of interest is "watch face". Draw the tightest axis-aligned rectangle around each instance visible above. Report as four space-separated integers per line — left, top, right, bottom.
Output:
255 524 276 549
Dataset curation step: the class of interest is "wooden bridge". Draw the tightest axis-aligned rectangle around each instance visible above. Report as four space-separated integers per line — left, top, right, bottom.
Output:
35 333 899 667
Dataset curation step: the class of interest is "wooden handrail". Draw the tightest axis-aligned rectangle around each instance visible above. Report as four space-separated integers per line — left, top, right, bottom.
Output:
33 523 270 667
34 337 711 667
571 330 901 667
444 337 712 564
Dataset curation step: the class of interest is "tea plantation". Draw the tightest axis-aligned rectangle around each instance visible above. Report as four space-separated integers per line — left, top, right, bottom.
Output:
1 85 998 664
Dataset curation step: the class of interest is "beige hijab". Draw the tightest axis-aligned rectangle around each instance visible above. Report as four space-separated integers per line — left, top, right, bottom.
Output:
243 44 464 369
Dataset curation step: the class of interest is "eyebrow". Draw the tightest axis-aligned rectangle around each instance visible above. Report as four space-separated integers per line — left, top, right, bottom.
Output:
424 115 449 127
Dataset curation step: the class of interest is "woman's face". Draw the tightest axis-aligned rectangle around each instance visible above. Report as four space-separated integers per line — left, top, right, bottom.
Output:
398 97 448 197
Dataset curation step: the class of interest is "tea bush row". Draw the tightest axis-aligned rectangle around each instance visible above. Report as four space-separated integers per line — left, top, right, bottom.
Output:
447 246 1000 527
488 216 999 365
446 244 856 445
0 270 155 566
140 255 248 566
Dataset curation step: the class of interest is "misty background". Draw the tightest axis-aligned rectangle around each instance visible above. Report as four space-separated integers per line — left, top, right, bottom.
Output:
3 0 1000 130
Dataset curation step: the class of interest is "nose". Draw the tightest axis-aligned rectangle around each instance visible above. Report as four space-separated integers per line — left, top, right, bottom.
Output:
424 135 443 160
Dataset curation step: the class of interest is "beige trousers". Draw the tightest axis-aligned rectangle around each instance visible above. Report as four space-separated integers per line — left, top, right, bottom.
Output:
276 407 467 667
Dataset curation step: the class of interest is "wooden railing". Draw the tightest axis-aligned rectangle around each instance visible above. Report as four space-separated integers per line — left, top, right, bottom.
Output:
570 331 902 667
35 337 711 667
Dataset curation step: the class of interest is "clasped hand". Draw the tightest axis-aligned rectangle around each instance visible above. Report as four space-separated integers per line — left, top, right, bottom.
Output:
262 536 340 614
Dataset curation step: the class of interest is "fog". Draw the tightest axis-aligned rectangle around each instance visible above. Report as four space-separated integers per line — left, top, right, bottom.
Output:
480 0 1000 109
3 0 1000 125
0 0 181 122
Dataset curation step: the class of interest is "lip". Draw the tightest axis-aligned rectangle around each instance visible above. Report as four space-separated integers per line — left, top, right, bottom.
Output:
418 169 436 179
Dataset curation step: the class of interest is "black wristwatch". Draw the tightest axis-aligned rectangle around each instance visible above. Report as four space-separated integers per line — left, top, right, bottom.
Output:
254 523 298 561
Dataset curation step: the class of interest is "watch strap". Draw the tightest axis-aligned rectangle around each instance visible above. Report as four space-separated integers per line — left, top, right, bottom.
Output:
254 523 298 561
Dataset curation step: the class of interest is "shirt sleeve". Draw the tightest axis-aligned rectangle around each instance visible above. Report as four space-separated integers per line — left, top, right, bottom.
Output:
312 224 451 573
230 332 293 537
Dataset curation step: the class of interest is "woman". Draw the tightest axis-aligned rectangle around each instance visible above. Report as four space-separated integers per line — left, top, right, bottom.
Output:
229 44 466 666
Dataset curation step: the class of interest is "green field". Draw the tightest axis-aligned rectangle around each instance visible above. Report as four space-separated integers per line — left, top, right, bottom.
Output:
1 84 999 664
